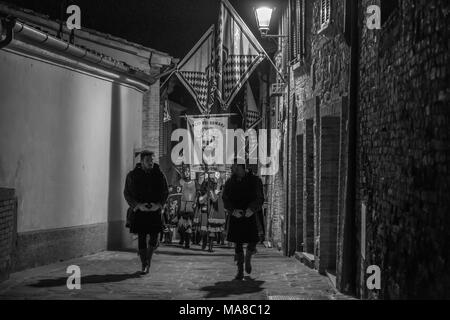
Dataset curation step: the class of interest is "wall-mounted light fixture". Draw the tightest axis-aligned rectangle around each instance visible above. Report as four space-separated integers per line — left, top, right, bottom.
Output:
253 6 287 39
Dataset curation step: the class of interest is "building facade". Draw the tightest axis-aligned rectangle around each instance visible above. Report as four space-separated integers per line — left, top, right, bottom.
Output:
265 0 450 299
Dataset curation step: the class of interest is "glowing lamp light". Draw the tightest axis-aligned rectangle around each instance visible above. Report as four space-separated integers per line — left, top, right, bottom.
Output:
254 7 274 35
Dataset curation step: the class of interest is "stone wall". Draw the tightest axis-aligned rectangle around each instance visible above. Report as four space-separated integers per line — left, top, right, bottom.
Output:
358 0 450 299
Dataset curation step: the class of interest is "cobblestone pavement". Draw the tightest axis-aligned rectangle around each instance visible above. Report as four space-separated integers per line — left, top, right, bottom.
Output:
0 244 353 300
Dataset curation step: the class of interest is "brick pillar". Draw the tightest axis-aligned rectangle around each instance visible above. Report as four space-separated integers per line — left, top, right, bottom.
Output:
313 98 321 268
303 119 315 254
318 116 341 274
296 134 304 252
337 96 349 290
287 102 297 257
142 80 161 160
0 188 17 283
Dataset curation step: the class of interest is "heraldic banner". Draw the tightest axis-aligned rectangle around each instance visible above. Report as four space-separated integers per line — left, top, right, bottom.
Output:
186 116 228 171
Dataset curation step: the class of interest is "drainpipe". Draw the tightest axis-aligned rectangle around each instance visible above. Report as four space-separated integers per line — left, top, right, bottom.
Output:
342 0 359 296
1 18 155 87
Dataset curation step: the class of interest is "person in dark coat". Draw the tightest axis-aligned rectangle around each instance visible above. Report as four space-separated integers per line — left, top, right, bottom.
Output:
222 160 264 280
124 150 169 275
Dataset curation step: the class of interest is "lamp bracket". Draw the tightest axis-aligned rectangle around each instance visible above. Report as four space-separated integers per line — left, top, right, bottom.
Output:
261 34 288 39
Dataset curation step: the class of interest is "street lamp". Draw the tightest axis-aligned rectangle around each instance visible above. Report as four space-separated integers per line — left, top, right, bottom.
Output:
253 6 287 39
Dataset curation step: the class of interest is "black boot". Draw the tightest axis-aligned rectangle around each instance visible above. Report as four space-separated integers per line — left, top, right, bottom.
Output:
145 246 155 274
201 232 207 250
179 231 184 246
208 235 214 252
245 249 255 275
138 249 148 275
184 233 191 249
234 253 245 280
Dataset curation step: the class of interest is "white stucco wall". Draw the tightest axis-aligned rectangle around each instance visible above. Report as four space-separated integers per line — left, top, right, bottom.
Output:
0 49 143 233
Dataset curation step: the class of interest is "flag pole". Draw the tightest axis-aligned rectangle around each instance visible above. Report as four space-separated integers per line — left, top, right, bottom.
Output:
264 53 287 84
247 118 262 131
159 69 177 89
181 113 237 119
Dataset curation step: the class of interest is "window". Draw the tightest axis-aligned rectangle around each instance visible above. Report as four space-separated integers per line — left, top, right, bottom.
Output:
319 0 331 31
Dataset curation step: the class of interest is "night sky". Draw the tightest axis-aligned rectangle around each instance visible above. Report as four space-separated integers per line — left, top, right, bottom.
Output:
4 0 285 59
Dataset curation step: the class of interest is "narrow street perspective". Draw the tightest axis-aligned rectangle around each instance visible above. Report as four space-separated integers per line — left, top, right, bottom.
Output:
0 0 449 304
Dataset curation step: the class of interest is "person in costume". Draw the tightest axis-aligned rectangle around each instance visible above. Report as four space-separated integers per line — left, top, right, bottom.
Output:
177 166 197 249
206 172 226 252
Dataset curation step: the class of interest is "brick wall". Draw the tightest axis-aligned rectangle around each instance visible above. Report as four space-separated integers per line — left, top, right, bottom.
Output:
142 80 161 160
0 189 16 282
358 0 450 299
287 93 298 256
303 115 315 254
318 116 341 273
270 172 285 250
336 96 349 288
313 97 321 266
270 0 349 279
271 0 351 278
296 134 304 252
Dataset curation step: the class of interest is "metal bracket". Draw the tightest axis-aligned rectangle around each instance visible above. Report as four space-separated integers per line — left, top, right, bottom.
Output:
0 17 15 49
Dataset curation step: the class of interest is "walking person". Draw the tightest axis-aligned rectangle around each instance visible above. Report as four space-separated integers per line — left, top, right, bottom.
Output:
124 151 169 275
222 160 264 280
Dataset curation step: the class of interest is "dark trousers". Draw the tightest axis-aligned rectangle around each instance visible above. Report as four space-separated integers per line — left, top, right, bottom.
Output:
138 233 159 250
235 242 257 255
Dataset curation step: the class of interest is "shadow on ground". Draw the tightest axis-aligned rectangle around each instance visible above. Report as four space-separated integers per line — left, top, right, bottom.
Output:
199 278 265 299
28 272 142 288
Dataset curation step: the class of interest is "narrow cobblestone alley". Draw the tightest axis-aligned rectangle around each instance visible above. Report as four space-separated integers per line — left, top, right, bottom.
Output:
0 245 351 300
1 0 449 303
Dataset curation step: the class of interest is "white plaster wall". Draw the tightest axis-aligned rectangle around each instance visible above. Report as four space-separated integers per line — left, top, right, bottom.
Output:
0 50 143 233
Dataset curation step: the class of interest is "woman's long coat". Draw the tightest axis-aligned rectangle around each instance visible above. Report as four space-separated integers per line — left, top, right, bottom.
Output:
124 163 169 234
222 172 264 244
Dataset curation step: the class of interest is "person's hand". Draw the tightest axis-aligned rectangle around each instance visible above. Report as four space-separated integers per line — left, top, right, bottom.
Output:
148 203 162 212
245 208 255 218
136 203 151 212
232 210 244 218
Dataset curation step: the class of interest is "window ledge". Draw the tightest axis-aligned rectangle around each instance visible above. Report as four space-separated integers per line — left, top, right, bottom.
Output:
291 59 302 71
295 252 315 269
317 22 330 35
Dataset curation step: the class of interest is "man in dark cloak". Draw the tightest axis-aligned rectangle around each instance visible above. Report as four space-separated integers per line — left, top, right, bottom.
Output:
222 159 265 280
124 150 169 274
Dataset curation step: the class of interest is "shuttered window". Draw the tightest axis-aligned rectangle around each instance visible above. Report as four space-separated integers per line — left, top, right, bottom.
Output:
290 0 306 62
320 0 331 31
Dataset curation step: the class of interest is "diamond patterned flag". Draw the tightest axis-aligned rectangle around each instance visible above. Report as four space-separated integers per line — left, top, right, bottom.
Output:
216 0 266 111
176 25 216 114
